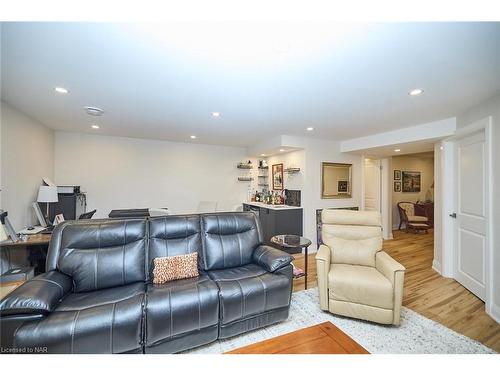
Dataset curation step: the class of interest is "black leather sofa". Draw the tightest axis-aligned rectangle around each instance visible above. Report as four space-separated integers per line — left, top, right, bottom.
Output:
0 212 294 354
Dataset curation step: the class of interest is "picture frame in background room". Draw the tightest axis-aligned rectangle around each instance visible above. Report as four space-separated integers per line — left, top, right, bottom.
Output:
394 181 401 192
402 171 421 192
394 169 401 180
272 163 284 190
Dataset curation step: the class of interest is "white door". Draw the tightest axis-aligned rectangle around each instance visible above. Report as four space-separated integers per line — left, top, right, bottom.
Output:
453 131 486 300
364 158 381 212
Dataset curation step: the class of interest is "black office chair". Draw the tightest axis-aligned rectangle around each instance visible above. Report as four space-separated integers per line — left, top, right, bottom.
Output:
78 209 97 220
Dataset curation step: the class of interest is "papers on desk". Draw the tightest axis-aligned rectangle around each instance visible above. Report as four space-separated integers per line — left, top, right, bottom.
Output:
19 226 46 235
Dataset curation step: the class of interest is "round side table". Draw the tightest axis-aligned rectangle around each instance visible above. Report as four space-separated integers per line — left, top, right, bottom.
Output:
270 234 312 290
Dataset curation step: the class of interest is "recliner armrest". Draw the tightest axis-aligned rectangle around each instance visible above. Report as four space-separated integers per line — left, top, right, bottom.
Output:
0 271 73 316
315 244 331 311
253 245 294 272
376 251 405 284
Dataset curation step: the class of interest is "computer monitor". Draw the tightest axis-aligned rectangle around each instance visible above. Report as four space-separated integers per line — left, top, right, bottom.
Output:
32 202 48 227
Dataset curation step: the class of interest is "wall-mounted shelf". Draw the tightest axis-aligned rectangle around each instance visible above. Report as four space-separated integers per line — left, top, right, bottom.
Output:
258 175 267 178
237 163 253 169
258 166 269 170
238 177 254 182
284 167 301 173
258 183 269 186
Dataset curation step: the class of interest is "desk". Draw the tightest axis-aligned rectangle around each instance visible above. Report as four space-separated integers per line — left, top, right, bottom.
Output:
0 233 51 248
0 233 51 274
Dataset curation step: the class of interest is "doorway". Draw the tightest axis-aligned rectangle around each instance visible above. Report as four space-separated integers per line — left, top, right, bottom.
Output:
364 158 381 212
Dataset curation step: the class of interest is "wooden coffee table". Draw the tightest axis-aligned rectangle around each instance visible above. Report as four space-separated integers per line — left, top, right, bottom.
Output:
226 322 369 354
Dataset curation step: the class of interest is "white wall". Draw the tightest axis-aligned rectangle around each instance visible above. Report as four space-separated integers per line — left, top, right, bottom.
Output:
54 131 257 218
391 153 434 229
265 138 363 249
455 93 500 322
0 101 55 231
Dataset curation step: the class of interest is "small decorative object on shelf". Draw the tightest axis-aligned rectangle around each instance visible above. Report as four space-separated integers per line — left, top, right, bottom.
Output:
237 161 253 169
284 167 301 173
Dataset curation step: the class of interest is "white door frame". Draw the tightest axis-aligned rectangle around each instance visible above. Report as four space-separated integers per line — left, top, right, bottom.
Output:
441 116 494 317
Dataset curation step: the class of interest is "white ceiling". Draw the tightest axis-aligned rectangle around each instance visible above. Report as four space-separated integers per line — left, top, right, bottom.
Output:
1 22 500 147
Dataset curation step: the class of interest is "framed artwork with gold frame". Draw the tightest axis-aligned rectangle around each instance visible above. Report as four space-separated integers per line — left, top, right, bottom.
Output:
272 163 284 190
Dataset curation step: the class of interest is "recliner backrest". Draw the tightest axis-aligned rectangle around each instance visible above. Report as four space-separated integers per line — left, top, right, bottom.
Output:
147 215 202 281
47 219 147 292
200 212 262 271
321 209 382 267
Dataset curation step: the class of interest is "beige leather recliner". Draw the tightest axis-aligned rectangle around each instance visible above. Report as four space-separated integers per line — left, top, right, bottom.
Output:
316 209 405 325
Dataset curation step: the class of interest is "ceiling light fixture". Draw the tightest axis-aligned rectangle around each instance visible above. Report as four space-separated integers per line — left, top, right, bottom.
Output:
91 124 100 129
54 87 69 94
394 149 401 152
260 154 266 157
306 127 314 131
279 149 285 152
212 112 220 117
408 88 424 96
190 135 197 139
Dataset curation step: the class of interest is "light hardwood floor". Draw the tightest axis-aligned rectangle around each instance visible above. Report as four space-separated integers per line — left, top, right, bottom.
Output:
292 230 500 352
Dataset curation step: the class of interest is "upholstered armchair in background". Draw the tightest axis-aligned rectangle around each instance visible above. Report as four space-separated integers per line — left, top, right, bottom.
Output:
397 201 429 231
315 209 405 325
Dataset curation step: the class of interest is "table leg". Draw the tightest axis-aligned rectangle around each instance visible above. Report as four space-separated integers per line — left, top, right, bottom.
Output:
304 245 308 290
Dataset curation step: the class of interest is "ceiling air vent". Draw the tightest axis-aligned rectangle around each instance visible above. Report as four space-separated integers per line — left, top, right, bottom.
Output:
84 106 104 116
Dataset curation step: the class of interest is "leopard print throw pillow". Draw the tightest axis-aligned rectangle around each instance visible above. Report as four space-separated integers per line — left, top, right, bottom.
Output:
153 252 199 284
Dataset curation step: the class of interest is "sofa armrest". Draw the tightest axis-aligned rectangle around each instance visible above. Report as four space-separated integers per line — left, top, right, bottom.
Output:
376 251 405 325
315 244 331 311
0 271 73 316
253 245 294 272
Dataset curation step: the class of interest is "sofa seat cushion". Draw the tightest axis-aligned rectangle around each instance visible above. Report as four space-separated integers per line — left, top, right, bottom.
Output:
328 264 393 309
208 264 291 325
407 215 428 222
56 282 145 311
14 282 145 353
145 273 219 347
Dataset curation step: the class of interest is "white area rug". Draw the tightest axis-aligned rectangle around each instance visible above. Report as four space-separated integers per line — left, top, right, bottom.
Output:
187 288 495 354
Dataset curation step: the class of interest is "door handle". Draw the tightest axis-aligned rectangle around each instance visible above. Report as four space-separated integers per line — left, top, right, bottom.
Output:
449 213 457 218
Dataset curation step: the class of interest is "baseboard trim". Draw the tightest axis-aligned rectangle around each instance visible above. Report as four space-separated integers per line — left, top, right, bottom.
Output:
432 259 442 275
488 303 500 324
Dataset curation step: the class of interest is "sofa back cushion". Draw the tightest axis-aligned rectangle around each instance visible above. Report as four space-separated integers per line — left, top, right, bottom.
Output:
48 219 147 292
321 209 382 267
147 215 202 281
200 212 262 271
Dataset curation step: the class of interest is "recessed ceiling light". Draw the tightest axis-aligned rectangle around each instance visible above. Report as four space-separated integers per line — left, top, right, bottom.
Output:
54 87 69 94
91 124 100 129
212 112 220 117
190 135 197 139
279 149 285 152
394 149 401 152
306 127 314 131
260 154 266 157
408 88 424 96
